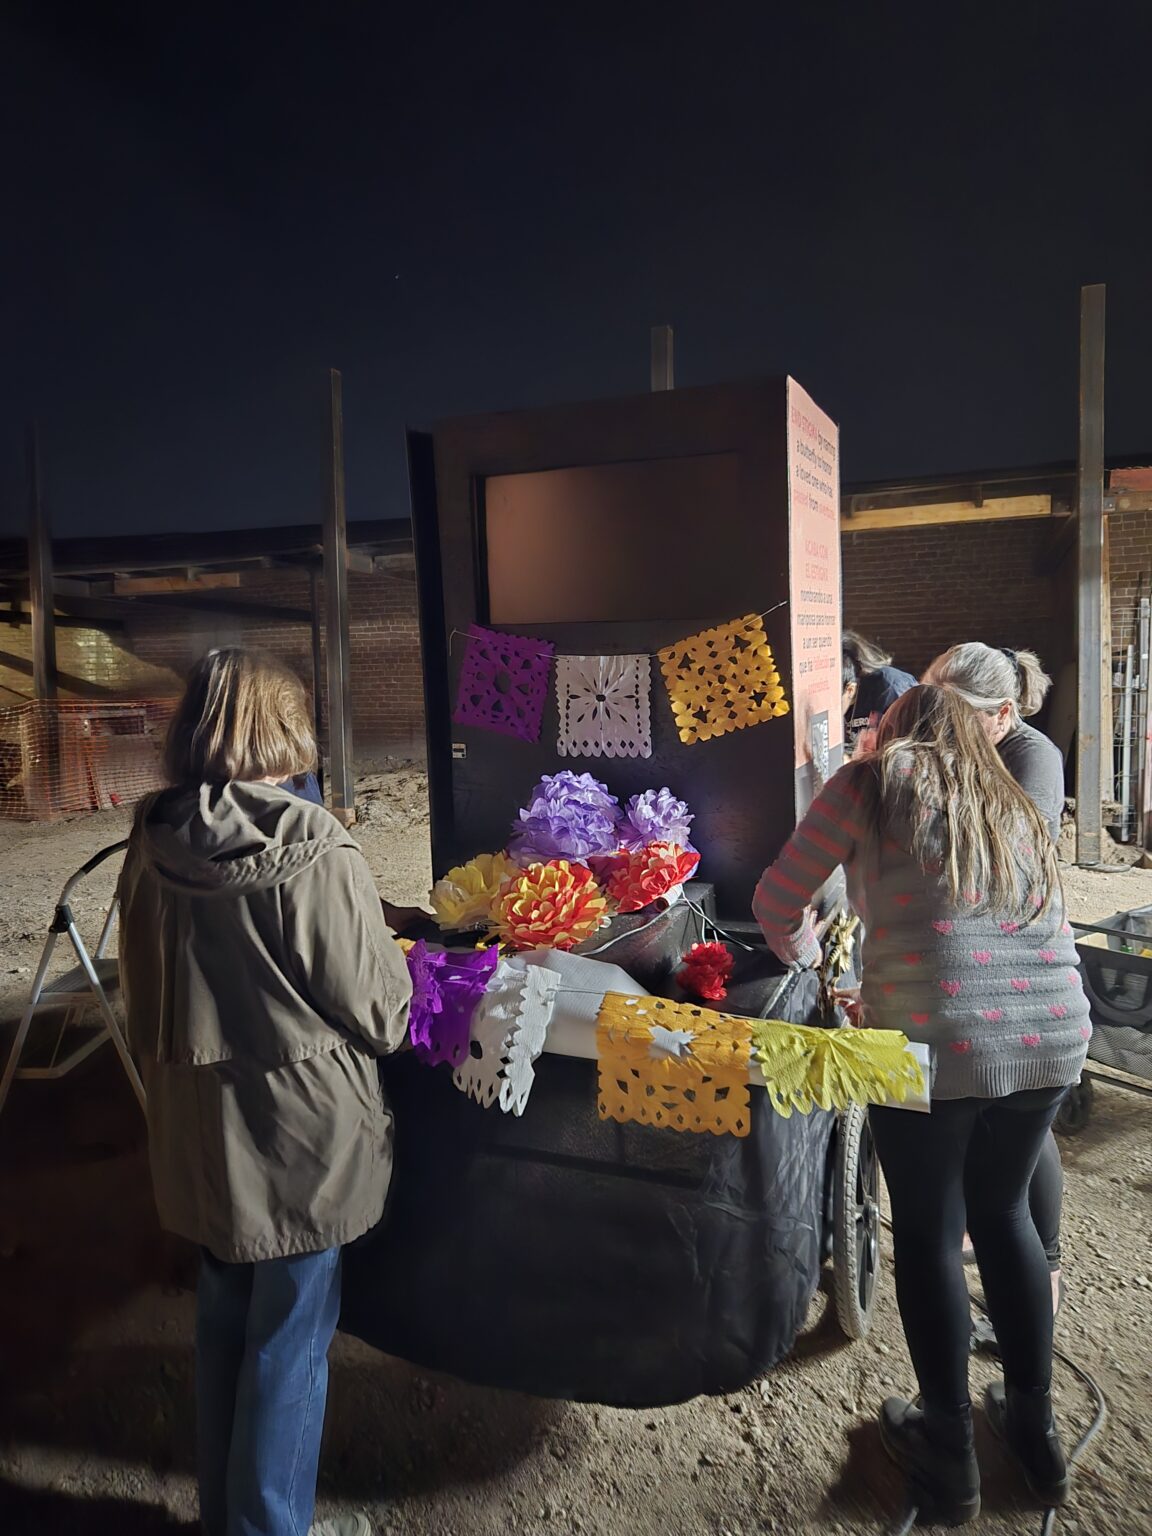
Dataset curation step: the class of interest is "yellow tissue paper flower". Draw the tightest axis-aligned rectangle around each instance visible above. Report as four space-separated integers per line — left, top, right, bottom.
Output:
429 852 517 931
751 1020 924 1119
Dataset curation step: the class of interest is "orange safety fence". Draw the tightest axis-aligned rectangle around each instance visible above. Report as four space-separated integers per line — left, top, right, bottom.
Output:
0 698 177 821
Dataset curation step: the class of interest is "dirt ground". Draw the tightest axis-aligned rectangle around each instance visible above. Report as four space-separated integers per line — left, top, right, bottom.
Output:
2 768 1151 1535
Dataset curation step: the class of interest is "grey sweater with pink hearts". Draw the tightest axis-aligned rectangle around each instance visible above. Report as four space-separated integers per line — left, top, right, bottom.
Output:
753 761 1091 1100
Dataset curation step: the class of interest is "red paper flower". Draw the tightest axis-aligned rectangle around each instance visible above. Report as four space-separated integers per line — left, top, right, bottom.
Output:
677 941 734 1002
492 859 609 951
597 841 700 914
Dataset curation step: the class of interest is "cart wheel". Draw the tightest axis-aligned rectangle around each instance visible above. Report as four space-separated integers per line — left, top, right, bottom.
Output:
1055 1078 1094 1137
819 1135 837 1265
833 1102 880 1339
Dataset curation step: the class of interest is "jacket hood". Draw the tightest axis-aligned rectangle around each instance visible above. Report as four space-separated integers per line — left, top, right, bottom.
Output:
135 781 357 896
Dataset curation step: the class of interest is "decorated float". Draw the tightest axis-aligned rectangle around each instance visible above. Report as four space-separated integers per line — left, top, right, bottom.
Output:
340 378 928 1407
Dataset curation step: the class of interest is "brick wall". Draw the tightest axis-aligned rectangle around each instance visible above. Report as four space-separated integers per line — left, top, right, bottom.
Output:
1108 507 1152 653
0 615 182 704
0 557 426 763
841 518 1070 684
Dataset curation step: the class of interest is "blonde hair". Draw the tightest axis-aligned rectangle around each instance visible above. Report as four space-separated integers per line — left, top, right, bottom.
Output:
867 685 1059 919
165 648 317 785
923 641 1051 727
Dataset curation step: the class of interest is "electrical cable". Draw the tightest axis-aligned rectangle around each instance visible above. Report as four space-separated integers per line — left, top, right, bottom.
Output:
968 1293 1108 1536
579 910 669 956
878 1229 1108 1535
885 1507 918 1536
682 896 760 952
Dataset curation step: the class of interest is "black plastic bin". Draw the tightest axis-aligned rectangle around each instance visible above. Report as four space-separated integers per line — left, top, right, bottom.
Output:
340 900 841 1408
1075 905 1152 1083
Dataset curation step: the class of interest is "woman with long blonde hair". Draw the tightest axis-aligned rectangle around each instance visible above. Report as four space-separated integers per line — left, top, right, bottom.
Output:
120 648 412 1536
755 685 1089 1525
926 641 1068 1318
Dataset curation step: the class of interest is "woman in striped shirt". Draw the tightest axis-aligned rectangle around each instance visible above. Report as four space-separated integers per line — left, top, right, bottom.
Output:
754 685 1088 1524
927 641 1068 1320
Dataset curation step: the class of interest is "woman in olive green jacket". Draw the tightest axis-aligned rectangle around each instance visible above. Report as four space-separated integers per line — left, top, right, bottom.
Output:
120 648 411 1536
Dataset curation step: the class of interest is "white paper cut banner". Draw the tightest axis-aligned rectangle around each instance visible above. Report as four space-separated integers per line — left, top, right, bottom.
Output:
556 654 652 759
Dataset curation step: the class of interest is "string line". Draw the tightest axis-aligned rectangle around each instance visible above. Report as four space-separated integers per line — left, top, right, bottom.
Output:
447 599 790 659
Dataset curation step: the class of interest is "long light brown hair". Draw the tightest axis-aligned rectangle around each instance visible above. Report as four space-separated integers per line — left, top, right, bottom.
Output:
164 648 317 785
866 685 1059 919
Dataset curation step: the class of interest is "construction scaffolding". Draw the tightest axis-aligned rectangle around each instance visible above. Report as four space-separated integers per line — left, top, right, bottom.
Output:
1111 593 1150 846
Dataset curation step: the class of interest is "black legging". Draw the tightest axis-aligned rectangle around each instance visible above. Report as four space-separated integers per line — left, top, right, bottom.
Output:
1029 1129 1064 1271
870 1086 1068 1417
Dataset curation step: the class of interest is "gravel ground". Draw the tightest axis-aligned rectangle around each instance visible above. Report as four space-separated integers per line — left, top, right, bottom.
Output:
1 771 1151 1535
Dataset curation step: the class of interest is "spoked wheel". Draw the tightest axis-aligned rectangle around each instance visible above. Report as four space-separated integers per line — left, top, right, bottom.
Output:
832 1102 881 1339
1055 1077 1094 1136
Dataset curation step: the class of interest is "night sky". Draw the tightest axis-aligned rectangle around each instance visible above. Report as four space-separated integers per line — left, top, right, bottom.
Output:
2 2 1150 539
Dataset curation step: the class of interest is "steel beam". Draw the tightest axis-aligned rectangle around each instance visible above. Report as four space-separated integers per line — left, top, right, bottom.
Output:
1076 284 1106 866
0 580 311 626
26 425 57 700
650 325 674 392
309 567 325 795
323 369 354 825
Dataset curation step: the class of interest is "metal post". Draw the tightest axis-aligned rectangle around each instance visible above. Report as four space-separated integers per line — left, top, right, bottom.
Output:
308 567 325 796
1120 643 1134 841
1138 595 1151 851
323 369 354 826
26 424 57 701
1076 284 1106 866
650 325 674 392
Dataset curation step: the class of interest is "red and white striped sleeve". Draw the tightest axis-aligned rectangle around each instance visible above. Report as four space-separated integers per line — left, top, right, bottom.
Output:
752 764 868 966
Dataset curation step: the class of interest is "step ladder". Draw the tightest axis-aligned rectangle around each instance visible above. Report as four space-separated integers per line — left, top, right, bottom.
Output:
0 839 145 1123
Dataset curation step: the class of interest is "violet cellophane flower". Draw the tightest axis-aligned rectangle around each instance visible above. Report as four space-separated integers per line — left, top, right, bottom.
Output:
618 788 695 853
508 770 623 865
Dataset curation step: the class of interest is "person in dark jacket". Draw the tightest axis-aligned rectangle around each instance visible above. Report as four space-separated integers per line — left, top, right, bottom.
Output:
842 630 917 754
121 648 412 1536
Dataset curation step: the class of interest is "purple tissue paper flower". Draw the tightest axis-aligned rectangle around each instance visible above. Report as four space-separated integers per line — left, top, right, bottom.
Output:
618 788 695 852
406 940 448 1055
406 941 498 1067
508 770 623 865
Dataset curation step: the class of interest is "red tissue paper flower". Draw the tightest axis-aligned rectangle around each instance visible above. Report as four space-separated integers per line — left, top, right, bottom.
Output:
677 941 734 1002
594 841 700 915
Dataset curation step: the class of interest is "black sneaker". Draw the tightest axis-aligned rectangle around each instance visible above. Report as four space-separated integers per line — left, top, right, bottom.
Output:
984 1381 1070 1506
878 1397 981 1527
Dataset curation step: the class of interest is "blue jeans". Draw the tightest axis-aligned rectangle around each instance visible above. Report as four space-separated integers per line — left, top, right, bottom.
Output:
197 1246 343 1536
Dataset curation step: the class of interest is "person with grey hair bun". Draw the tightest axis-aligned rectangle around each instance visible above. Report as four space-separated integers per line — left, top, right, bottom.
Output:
924 640 1067 1325
923 643 1063 842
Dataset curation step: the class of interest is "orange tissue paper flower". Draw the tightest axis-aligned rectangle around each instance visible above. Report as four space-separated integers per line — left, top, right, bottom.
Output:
492 859 609 951
598 841 701 914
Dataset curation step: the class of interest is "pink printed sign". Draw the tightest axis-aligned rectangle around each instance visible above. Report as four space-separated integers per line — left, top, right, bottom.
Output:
786 379 843 810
